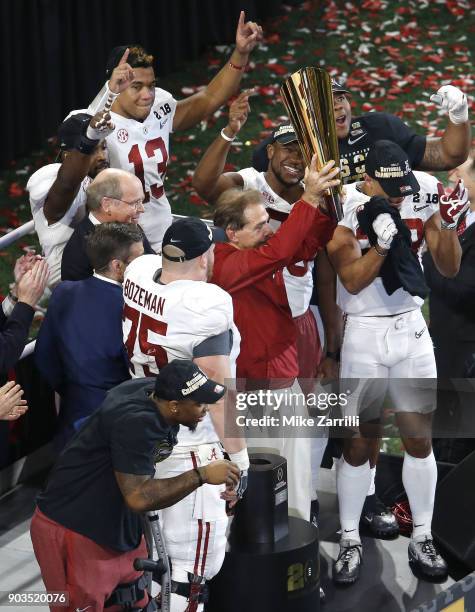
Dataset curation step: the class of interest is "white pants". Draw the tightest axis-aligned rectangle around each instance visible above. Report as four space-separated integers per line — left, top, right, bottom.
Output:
245 380 312 521
155 443 228 586
341 309 437 420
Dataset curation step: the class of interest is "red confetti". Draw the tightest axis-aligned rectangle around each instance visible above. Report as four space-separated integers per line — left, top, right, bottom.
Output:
8 182 24 197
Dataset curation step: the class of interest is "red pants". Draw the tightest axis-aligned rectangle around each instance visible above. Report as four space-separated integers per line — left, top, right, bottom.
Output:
295 308 322 395
30 508 148 612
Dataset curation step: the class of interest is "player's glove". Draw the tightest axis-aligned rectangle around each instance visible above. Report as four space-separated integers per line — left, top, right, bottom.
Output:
235 469 248 500
430 85 469 125
372 213 398 250
437 180 470 230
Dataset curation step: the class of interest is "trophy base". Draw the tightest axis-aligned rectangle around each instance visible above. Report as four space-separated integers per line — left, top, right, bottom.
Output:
206 517 320 612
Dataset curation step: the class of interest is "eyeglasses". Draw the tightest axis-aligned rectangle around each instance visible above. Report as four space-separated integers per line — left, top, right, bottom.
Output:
106 196 145 210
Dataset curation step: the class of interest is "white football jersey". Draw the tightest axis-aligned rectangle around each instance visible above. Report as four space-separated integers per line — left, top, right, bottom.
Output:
337 171 439 316
27 163 89 287
238 167 313 317
89 85 177 250
123 254 240 446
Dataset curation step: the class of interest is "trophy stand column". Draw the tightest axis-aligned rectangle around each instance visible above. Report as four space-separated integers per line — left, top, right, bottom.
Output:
206 453 320 612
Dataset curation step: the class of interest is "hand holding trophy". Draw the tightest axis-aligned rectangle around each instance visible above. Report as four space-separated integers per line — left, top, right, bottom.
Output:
281 67 343 220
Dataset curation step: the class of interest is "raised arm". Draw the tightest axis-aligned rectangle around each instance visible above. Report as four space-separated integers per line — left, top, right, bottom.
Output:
115 460 240 513
215 159 339 292
423 180 466 278
192 91 252 202
327 214 396 295
43 109 113 225
173 12 263 132
419 86 471 171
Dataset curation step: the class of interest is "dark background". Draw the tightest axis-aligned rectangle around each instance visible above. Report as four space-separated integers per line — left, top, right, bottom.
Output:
1 0 282 169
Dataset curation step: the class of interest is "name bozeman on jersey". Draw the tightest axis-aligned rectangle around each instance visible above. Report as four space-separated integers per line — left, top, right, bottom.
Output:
337 171 439 316
123 254 240 446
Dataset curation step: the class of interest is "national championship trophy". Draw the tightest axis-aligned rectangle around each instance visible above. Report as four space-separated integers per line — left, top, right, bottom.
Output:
280 67 343 220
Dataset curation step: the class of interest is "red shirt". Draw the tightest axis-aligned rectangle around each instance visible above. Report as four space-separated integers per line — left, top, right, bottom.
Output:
211 200 336 385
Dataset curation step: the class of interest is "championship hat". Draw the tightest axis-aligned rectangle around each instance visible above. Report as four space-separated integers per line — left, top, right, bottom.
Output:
272 124 298 145
365 140 420 197
161 217 221 262
58 113 92 150
155 360 226 403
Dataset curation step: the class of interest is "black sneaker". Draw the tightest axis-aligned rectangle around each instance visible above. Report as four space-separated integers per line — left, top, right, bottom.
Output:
360 494 399 538
408 536 449 580
333 539 362 585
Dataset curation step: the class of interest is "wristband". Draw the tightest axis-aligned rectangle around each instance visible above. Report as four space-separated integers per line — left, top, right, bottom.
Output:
326 349 341 361
77 135 100 156
220 128 236 143
373 244 388 257
9 292 18 303
105 84 120 103
229 448 250 471
194 467 204 486
229 61 246 71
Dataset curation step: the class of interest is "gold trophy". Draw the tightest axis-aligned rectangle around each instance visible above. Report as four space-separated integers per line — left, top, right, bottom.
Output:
280 67 343 220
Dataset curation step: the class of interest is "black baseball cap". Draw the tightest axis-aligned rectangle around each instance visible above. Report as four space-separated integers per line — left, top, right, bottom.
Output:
162 217 220 262
155 360 226 403
365 140 420 198
58 113 92 150
272 124 298 145
331 78 350 95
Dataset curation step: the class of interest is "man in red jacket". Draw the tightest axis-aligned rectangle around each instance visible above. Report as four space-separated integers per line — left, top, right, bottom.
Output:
211 155 339 519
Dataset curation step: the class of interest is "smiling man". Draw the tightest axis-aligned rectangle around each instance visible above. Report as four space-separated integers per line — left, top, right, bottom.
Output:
330 80 470 183
61 168 155 281
88 12 264 250
193 96 323 390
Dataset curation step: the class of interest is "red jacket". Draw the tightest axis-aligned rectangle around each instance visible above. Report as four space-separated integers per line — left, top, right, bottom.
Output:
211 200 336 385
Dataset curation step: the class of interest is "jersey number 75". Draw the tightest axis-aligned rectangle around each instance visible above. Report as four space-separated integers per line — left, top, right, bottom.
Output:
123 303 169 376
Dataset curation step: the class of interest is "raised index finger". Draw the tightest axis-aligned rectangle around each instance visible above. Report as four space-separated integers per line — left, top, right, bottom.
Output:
118 48 130 65
238 10 245 29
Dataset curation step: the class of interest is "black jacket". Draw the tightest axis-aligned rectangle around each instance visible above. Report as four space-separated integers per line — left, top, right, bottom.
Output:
423 220 475 377
61 216 155 281
0 301 34 374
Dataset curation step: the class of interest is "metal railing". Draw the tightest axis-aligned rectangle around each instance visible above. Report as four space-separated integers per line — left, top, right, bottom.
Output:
0 220 35 249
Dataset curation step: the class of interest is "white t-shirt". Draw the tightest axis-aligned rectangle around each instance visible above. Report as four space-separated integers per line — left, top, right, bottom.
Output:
123 254 240 446
89 86 177 251
27 163 89 287
337 171 439 316
238 167 313 318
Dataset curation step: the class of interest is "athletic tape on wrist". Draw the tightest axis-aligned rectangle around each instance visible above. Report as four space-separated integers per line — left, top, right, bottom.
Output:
229 448 250 471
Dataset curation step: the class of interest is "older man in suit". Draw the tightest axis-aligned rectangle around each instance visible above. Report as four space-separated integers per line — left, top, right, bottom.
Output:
61 168 154 281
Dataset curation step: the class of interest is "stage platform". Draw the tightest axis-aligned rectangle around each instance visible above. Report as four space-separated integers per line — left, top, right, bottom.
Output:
0 468 459 612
